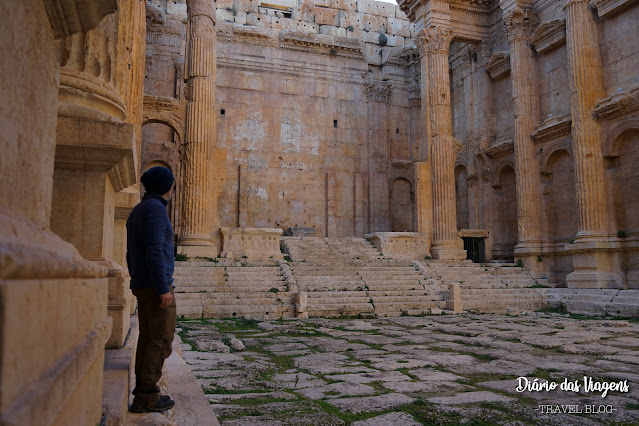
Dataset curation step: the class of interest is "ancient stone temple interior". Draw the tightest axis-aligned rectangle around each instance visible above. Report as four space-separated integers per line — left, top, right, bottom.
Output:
1 0 638 424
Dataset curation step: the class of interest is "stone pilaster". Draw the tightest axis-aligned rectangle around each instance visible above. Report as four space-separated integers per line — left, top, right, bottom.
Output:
364 80 391 233
504 8 544 275
564 0 622 288
179 0 226 257
418 27 466 260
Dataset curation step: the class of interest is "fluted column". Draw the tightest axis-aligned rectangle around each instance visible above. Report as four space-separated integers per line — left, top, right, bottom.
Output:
419 27 466 260
505 8 544 274
564 0 622 288
179 0 222 256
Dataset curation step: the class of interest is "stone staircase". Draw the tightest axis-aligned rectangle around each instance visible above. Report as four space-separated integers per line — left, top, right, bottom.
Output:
173 260 295 320
419 260 549 313
546 288 639 317
282 237 445 317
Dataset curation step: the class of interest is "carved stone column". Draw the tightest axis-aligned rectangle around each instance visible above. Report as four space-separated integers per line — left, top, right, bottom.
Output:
418 27 466 260
178 0 227 257
505 8 544 275
564 0 622 288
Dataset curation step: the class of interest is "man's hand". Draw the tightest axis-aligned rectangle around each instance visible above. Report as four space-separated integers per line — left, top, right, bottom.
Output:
159 291 173 309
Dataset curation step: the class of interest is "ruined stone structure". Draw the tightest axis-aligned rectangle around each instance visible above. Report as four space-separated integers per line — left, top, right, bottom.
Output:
1 0 638 423
144 0 638 289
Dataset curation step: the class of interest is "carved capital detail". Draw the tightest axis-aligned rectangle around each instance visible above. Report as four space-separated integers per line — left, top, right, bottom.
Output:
424 26 454 54
364 81 392 103
414 29 429 58
505 8 539 42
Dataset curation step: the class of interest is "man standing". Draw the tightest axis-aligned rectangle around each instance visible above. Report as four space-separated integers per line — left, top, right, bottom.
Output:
127 166 177 413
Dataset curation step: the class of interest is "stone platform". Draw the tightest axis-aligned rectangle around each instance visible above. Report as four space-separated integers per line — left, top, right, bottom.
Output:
178 315 639 425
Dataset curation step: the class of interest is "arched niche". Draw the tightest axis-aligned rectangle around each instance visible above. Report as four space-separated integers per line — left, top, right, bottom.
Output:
611 128 639 234
390 177 413 232
492 164 517 261
455 164 469 230
543 149 577 243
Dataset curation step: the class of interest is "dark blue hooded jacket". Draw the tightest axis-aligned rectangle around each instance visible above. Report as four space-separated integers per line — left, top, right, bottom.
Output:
126 192 174 294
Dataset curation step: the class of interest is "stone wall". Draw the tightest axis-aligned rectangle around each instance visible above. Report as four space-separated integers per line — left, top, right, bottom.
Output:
144 0 420 239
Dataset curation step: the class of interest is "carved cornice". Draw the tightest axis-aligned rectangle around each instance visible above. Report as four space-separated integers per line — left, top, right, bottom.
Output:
280 30 363 59
364 81 392 103
505 7 539 42
590 0 639 18
531 20 566 53
485 51 511 79
485 137 514 158
594 86 639 120
532 114 572 143
220 25 278 47
43 0 117 39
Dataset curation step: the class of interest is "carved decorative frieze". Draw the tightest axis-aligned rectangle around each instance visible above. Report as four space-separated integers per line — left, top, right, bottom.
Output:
531 20 566 53
226 25 277 46
43 0 117 39
485 52 511 79
280 31 363 59
593 86 639 120
364 81 392 103
590 0 639 18
532 114 572 142
485 137 514 158
505 7 538 42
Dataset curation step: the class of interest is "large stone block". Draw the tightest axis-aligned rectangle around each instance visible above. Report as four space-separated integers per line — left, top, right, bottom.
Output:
220 227 284 260
315 6 340 26
365 232 430 259
339 10 364 30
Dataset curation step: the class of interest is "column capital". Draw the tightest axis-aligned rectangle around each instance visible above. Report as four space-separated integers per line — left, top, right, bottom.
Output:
416 26 454 57
505 7 538 43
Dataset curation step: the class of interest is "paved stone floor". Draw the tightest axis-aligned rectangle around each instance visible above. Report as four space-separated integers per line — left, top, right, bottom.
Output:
177 313 639 425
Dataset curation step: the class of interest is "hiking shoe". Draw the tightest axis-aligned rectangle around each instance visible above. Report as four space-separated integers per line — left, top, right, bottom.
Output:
130 397 175 413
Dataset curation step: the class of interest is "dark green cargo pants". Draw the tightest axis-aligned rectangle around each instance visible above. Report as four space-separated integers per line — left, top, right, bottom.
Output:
132 287 176 405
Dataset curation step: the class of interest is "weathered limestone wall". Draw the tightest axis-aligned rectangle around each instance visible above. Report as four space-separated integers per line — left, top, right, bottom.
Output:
144 0 421 240
0 0 120 424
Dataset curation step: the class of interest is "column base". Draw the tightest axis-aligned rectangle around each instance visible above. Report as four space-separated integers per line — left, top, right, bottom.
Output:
431 238 466 261
565 239 624 289
514 242 546 278
177 244 219 259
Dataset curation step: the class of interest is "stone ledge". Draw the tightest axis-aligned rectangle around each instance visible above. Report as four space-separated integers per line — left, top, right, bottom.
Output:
532 114 572 143
594 85 639 121
531 20 565 54
485 51 510 80
590 0 639 18
55 117 138 192
484 137 514 158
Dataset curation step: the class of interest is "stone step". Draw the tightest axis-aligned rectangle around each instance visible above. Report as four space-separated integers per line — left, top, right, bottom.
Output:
306 303 375 317
306 290 370 299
